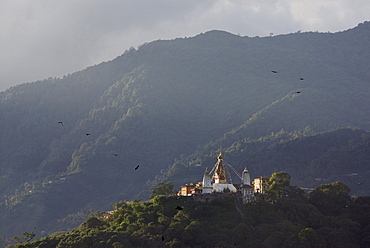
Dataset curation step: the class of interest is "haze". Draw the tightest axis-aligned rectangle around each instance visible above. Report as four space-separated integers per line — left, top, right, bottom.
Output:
0 0 369 92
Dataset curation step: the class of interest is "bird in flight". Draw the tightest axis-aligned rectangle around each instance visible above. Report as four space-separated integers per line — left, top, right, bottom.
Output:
296 91 301 94
135 165 140 170
113 154 118 156
300 78 304 80
58 121 64 126
358 182 364 186
271 70 278 73
175 206 183 210
85 132 91 136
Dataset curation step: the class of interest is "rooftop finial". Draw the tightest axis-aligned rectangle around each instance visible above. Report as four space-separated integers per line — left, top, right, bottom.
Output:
218 150 223 160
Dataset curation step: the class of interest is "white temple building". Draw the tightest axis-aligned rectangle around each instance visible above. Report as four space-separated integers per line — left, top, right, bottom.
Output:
203 153 238 194
179 152 265 203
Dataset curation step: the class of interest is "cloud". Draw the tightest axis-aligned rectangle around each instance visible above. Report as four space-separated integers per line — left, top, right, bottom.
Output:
288 0 370 30
0 0 368 91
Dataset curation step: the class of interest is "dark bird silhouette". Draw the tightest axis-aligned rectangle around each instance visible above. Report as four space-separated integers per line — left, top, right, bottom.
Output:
162 236 165 241
135 165 140 170
175 206 183 210
300 77 304 80
58 121 64 126
113 154 118 156
296 91 301 94
271 70 278 73
85 132 91 136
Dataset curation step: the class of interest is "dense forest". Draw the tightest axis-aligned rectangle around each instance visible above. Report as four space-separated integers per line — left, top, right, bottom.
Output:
5 175 370 248
0 21 369 240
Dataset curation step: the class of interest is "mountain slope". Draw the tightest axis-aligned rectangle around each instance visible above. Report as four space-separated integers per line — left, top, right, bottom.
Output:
0 22 369 236
159 128 370 194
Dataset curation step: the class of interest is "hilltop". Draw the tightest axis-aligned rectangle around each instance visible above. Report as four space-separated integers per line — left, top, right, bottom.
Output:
8 178 370 248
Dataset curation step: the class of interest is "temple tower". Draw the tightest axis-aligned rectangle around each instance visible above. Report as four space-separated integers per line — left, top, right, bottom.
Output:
214 152 227 183
242 168 251 185
212 152 237 193
202 167 213 194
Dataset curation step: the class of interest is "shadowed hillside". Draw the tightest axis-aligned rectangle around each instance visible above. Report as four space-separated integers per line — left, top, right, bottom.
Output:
0 22 369 237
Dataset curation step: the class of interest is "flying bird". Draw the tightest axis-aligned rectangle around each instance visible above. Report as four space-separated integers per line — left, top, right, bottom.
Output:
271 70 278 73
85 132 91 136
300 78 304 80
358 182 364 186
58 121 64 126
113 154 118 156
296 91 301 94
135 165 140 170
175 206 183 210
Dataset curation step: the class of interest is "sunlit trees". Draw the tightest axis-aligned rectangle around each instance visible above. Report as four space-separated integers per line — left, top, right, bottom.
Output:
150 182 175 199
11 179 369 248
265 171 291 201
309 181 352 216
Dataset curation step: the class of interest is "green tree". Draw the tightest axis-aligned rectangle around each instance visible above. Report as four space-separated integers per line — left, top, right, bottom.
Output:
266 171 291 201
313 181 350 195
79 217 106 230
150 182 175 199
297 228 325 248
113 200 129 210
309 181 351 216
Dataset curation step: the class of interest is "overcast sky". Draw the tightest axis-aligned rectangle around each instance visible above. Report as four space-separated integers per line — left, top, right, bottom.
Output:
0 0 369 92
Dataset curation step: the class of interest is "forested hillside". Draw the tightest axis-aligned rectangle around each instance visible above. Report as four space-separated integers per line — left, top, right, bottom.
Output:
0 22 369 238
7 179 370 248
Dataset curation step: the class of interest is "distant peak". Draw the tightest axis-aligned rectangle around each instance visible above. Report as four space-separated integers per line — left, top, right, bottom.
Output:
203 30 233 35
196 30 239 39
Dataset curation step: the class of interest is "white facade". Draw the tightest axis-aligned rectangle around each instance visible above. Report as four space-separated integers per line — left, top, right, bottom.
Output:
213 183 237 193
202 168 213 194
241 168 251 185
253 177 269 194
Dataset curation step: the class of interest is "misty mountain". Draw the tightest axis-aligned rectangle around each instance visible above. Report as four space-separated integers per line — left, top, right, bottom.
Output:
0 22 369 237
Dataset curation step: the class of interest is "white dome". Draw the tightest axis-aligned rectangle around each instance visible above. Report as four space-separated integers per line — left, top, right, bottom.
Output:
213 183 237 193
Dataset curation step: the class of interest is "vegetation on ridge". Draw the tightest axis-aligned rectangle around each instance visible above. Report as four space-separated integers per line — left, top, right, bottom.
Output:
8 175 370 248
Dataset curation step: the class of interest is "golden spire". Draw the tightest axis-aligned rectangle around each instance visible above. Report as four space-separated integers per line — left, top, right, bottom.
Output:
214 151 227 183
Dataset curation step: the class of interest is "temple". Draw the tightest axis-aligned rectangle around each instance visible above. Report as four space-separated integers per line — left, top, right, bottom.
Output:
179 152 269 203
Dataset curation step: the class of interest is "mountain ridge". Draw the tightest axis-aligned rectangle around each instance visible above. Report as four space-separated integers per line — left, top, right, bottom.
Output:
0 21 369 237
